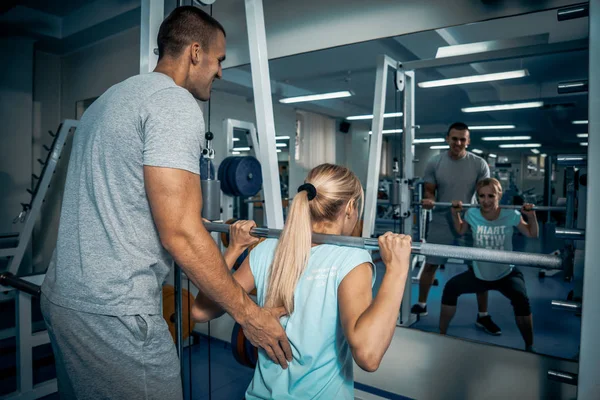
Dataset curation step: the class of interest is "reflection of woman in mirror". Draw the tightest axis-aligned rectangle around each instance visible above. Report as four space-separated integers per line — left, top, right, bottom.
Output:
440 178 539 352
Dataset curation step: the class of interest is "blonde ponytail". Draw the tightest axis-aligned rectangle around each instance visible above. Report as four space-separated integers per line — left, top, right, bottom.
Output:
264 164 364 314
264 191 313 313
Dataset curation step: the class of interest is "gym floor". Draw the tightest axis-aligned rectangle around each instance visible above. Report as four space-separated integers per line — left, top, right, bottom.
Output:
403 262 581 360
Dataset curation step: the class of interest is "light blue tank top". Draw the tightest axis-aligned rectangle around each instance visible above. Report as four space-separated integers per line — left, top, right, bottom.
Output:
245 239 375 400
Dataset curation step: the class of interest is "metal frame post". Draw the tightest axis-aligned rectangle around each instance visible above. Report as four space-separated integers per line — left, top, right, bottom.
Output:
140 0 163 74
399 70 417 327
578 1 599 398
16 291 33 395
244 0 283 229
1 274 56 400
544 155 553 223
174 266 184 386
362 55 398 238
563 167 576 280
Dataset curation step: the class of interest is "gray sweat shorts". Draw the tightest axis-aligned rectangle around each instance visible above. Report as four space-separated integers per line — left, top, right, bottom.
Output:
41 293 183 400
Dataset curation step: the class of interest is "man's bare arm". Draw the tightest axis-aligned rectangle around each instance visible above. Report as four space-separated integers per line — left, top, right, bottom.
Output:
421 183 437 210
144 166 291 367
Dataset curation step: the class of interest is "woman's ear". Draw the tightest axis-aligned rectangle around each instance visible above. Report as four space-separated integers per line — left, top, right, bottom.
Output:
345 199 356 216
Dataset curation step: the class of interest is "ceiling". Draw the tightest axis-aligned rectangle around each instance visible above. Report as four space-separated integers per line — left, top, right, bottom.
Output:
4 0 88 16
213 7 590 157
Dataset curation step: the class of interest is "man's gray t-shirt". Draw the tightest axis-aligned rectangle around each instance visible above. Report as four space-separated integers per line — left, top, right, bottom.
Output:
423 151 490 235
42 72 204 316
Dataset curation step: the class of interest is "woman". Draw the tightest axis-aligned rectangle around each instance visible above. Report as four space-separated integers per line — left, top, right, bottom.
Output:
192 163 412 399
440 178 538 351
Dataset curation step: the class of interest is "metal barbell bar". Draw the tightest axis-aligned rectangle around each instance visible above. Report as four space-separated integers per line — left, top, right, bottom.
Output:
244 198 291 204
412 202 566 212
0 272 41 297
554 227 585 240
551 300 582 311
204 223 563 269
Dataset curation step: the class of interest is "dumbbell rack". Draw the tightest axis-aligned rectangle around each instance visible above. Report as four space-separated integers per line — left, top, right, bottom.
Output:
0 120 78 276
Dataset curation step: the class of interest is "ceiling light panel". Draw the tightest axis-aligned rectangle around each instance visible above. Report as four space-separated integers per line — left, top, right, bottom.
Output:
413 138 445 144
469 125 516 130
279 91 352 104
369 129 403 135
498 143 541 148
346 112 403 120
481 136 531 141
418 70 528 88
462 101 544 113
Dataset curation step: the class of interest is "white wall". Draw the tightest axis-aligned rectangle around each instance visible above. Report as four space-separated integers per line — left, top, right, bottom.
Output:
0 38 34 232
0 38 35 273
346 124 371 184
335 130 348 168
60 27 140 120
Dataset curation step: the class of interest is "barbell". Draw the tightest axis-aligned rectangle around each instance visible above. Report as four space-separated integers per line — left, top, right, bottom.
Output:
412 202 566 212
204 222 564 270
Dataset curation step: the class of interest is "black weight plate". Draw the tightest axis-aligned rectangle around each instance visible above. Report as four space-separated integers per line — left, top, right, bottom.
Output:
218 157 235 196
230 323 247 367
229 156 263 197
244 334 258 368
226 157 244 197
217 157 229 184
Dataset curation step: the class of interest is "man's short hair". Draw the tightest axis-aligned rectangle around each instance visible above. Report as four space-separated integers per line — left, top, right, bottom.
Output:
157 6 226 59
446 122 469 136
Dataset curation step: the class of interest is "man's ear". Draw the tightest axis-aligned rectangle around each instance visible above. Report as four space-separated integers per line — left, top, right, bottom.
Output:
191 43 202 65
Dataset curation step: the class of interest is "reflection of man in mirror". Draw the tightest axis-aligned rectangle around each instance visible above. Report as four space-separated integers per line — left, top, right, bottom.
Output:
412 122 501 335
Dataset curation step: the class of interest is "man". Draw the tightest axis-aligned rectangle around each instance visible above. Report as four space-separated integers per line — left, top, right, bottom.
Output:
40 7 291 399
411 122 501 335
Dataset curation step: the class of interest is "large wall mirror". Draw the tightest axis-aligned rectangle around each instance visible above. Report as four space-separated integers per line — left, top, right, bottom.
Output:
210 6 588 361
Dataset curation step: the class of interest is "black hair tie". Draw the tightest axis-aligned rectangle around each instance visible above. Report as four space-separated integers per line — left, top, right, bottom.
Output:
297 183 317 201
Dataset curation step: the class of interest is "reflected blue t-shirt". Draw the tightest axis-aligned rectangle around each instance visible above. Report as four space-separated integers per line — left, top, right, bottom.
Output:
464 208 522 281
246 239 375 400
